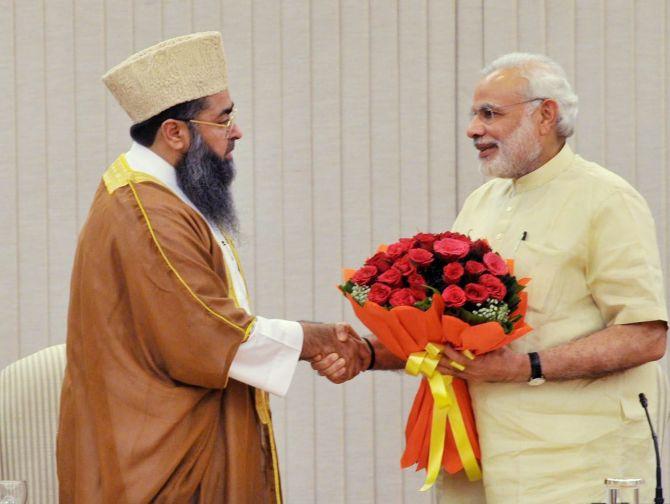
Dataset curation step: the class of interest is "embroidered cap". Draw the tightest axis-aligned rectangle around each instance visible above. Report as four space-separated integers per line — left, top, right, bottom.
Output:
103 31 228 123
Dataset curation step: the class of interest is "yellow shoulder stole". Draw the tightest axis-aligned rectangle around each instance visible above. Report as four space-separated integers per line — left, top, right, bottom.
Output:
103 154 165 193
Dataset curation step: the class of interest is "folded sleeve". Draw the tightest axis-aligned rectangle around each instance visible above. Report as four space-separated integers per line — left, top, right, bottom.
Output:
586 188 668 326
228 317 304 396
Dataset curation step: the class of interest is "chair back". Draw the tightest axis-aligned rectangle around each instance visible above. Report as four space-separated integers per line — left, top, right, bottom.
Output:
0 344 66 504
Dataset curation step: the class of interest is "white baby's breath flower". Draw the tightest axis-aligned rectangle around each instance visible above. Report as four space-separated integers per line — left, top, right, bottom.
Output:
472 298 511 322
351 284 371 305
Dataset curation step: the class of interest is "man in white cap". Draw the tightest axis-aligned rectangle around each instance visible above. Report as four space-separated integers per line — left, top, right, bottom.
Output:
57 32 370 503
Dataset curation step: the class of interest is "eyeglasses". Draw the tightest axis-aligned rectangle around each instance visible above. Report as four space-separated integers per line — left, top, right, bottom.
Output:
174 107 237 138
470 98 545 124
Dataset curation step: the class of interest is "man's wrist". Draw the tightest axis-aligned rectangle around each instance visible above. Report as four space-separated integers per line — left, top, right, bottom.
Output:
299 322 324 360
362 337 375 370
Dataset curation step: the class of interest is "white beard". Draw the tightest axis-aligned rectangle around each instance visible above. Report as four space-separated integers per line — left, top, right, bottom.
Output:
478 115 542 179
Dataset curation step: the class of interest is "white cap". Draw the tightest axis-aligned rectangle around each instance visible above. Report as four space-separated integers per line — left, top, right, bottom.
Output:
103 31 228 123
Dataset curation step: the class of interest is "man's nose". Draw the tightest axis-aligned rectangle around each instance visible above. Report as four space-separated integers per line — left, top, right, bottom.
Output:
466 115 485 139
229 123 243 141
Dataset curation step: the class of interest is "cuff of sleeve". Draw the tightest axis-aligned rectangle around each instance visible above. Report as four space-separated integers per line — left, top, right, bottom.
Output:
228 317 303 397
609 307 669 326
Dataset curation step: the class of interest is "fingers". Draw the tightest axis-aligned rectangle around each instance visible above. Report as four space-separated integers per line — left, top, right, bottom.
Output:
308 323 369 384
334 322 362 342
441 344 469 367
311 353 339 372
335 323 350 342
436 345 472 377
312 344 367 384
311 353 348 381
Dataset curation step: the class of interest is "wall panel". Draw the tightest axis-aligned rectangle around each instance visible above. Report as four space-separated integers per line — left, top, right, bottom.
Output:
574 0 605 163
604 0 636 182
45 0 76 349
0 0 19 370
16 0 48 358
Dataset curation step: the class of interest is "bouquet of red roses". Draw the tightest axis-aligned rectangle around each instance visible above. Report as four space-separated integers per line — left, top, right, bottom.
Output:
340 231 531 491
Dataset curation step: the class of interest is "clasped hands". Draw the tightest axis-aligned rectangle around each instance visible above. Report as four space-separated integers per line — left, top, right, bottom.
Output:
300 324 529 384
299 322 371 384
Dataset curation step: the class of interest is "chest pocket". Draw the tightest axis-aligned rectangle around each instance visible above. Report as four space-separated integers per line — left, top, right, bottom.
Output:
514 240 573 317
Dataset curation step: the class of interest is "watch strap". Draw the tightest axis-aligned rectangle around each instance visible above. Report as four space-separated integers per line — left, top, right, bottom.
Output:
528 351 543 380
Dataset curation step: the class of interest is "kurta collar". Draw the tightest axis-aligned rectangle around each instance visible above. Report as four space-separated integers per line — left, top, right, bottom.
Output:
512 142 575 193
124 142 181 194
124 142 205 221
123 142 231 247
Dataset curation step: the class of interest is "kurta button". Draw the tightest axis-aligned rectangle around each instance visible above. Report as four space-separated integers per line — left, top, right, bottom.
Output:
496 233 503 240
506 206 512 212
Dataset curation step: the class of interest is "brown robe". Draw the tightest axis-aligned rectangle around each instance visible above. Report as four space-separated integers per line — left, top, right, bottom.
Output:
57 157 281 503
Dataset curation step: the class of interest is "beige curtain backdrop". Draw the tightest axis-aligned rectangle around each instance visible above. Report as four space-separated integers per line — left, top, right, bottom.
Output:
1 1 669 502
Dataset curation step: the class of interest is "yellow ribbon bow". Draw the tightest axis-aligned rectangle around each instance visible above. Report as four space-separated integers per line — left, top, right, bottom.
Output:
405 343 482 491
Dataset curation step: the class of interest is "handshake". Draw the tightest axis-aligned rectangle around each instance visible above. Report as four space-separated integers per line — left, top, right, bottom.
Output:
299 322 372 384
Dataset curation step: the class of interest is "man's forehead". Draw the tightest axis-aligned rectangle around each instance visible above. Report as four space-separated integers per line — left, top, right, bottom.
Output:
472 68 526 107
204 90 234 116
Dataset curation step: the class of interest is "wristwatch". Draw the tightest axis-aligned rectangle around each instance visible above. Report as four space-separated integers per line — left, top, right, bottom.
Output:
527 352 546 386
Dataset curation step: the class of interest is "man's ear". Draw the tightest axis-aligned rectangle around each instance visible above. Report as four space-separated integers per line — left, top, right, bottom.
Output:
158 119 190 153
538 99 560 136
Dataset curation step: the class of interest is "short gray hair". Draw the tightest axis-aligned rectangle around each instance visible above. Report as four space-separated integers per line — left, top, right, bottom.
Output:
482 53 578 138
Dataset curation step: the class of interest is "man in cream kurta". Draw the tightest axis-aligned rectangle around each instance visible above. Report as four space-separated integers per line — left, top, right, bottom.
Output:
57 32 369 503
431 54 669 503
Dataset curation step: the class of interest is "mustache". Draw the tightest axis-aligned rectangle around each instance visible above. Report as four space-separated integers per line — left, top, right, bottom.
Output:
474 139 498 150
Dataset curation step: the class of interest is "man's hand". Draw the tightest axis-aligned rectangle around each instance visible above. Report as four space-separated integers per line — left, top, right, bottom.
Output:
310 338 371 384
300 322 371 383
435 320 668 383
436 344 529 383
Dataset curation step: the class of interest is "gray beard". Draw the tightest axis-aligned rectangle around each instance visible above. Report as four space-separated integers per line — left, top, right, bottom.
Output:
176 126 239 236
478 114 542 179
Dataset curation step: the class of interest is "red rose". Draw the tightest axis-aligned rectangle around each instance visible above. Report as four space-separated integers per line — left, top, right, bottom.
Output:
472 239 492 256
392 256 416 277
443 262 465 284
408 248 434 266
408 273 426 289
465 283 489 304
439 232 473 245
483 252 509 275
465 260 486 275
411 287 427 301
378 267 403 286
368 282 392 304
479 274 507 300
399 237 417 249
414 232 437 250
351 265 377 285
442 285 466 308
389 288 417 307
365 252 393 273
434 237 470 259
386 242 408 260
365 251 393 273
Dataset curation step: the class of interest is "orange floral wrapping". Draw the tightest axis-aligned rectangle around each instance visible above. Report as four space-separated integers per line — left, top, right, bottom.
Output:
342 264 531 480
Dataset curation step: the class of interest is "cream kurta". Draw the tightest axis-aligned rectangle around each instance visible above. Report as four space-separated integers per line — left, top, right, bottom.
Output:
439 144 669 504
